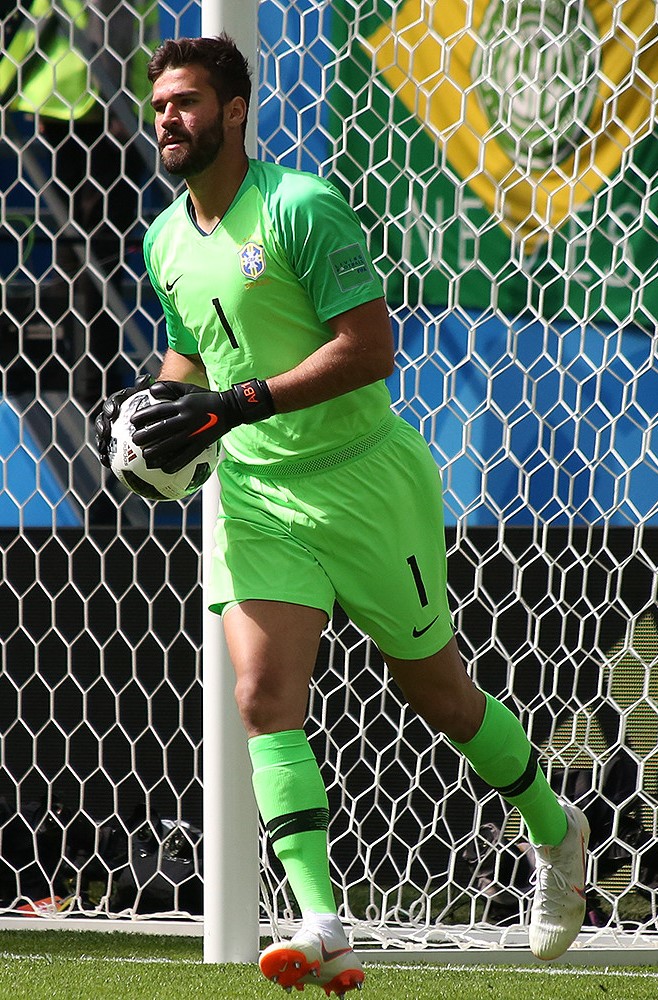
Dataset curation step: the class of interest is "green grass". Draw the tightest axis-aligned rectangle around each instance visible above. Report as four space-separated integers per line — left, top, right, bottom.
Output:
0 931 656 1000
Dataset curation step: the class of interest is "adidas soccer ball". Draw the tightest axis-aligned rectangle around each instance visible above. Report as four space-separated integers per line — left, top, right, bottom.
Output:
108 389 220 501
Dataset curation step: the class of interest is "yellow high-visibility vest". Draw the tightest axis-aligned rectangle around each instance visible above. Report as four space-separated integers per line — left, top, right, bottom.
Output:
0 0 157 121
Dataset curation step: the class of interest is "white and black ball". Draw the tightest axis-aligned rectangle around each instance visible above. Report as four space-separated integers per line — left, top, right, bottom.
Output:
108 389 220 502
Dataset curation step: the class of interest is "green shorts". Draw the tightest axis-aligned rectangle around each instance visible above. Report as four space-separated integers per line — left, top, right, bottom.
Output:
210 413 454 659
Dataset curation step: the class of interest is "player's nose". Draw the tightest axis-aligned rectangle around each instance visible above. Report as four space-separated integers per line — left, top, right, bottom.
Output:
160 101 182 128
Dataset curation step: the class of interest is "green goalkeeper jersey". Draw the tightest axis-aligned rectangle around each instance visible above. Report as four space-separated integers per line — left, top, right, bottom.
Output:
143 159 392 466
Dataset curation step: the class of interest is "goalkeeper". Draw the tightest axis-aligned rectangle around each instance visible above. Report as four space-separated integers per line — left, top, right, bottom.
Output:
96 34 590 995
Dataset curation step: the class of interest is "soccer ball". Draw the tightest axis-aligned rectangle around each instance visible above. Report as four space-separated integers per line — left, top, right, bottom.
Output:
108 389 220 501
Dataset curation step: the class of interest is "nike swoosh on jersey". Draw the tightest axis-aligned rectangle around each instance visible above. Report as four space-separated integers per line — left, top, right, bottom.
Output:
190 412 219 437
165 274 183 292
320 941 354 963
412 614 440 638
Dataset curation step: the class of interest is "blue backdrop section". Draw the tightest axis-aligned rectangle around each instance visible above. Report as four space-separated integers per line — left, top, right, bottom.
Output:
258 0 328 172
390 311 658 527
158 2 200 41
0 402 79 526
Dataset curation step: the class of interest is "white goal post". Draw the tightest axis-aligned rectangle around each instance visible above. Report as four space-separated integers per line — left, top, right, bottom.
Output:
0 0 657 970
200 0 259 967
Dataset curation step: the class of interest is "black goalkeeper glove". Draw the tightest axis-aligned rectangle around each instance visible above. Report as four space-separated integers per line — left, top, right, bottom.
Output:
94 373 154 468
130 378 275 473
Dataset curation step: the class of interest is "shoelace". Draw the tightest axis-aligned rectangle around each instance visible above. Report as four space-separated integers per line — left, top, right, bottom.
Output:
531 861 570 909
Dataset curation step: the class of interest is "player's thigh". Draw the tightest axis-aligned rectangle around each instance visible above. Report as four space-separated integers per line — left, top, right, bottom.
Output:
223 599 328 736
317 419 453 659
208 461 336 619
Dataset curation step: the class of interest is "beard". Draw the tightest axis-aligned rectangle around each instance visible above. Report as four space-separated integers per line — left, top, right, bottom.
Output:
159 114 224 177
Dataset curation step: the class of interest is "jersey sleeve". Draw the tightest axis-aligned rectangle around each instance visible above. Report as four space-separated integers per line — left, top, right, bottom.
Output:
275 174 385 323
143 229 199 356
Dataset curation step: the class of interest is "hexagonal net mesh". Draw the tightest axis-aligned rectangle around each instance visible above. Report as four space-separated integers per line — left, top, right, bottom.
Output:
1 0 205 923
0 0 657 954
259 0 658 953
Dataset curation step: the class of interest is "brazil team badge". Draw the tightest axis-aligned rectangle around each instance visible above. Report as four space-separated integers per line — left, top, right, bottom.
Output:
239 242 266 280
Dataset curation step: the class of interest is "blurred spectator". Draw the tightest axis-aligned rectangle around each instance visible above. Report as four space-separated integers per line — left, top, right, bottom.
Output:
0 0 158 408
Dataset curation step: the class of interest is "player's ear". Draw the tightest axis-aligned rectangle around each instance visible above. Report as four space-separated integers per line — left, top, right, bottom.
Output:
224 96 247 131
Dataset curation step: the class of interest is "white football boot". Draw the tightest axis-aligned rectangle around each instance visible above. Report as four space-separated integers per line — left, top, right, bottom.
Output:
529 800 590 960
259 913 364 997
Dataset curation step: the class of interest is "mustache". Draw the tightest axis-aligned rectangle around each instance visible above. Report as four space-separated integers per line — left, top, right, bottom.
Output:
159 128 190 148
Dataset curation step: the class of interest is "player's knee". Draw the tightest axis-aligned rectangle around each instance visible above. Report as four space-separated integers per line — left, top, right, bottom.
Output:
387 641 485 741
233 672 306 737
391 666 484 739
234 673 268 733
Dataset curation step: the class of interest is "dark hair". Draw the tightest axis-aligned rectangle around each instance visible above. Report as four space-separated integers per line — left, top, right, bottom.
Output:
147 33 252 130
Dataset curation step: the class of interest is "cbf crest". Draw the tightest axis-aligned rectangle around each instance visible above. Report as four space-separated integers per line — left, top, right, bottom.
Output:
239 241 266 280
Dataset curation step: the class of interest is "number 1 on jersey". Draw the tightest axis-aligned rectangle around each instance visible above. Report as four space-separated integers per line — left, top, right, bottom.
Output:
212 297 239 349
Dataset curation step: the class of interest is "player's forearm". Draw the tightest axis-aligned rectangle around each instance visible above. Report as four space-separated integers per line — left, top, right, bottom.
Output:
265 336 391 413
158 348 209 388
266 297 395 414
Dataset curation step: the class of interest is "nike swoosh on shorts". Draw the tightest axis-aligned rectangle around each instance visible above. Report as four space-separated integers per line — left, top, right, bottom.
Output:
412 614 439 638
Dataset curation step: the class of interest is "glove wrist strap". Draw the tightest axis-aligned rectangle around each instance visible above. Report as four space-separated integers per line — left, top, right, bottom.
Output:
230 379 275 424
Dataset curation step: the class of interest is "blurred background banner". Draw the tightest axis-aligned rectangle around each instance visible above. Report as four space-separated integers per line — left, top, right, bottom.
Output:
329 0 658 328
2 0 656 528
320 0 658 527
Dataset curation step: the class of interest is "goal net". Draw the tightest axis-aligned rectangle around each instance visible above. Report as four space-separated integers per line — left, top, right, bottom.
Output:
1 0 658 958
258 2 658 954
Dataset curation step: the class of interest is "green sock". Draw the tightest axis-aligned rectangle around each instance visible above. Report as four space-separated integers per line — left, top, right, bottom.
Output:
452 692 567 846
248 729 336 914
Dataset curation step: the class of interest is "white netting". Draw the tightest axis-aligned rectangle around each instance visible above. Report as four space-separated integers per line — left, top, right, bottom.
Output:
257 0 658 953
1 0 657 956
0 0 205 920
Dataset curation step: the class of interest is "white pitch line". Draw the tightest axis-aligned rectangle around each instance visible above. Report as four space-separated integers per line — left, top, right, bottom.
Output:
0 952 202 965
368 963 658 979
1 953 658 979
